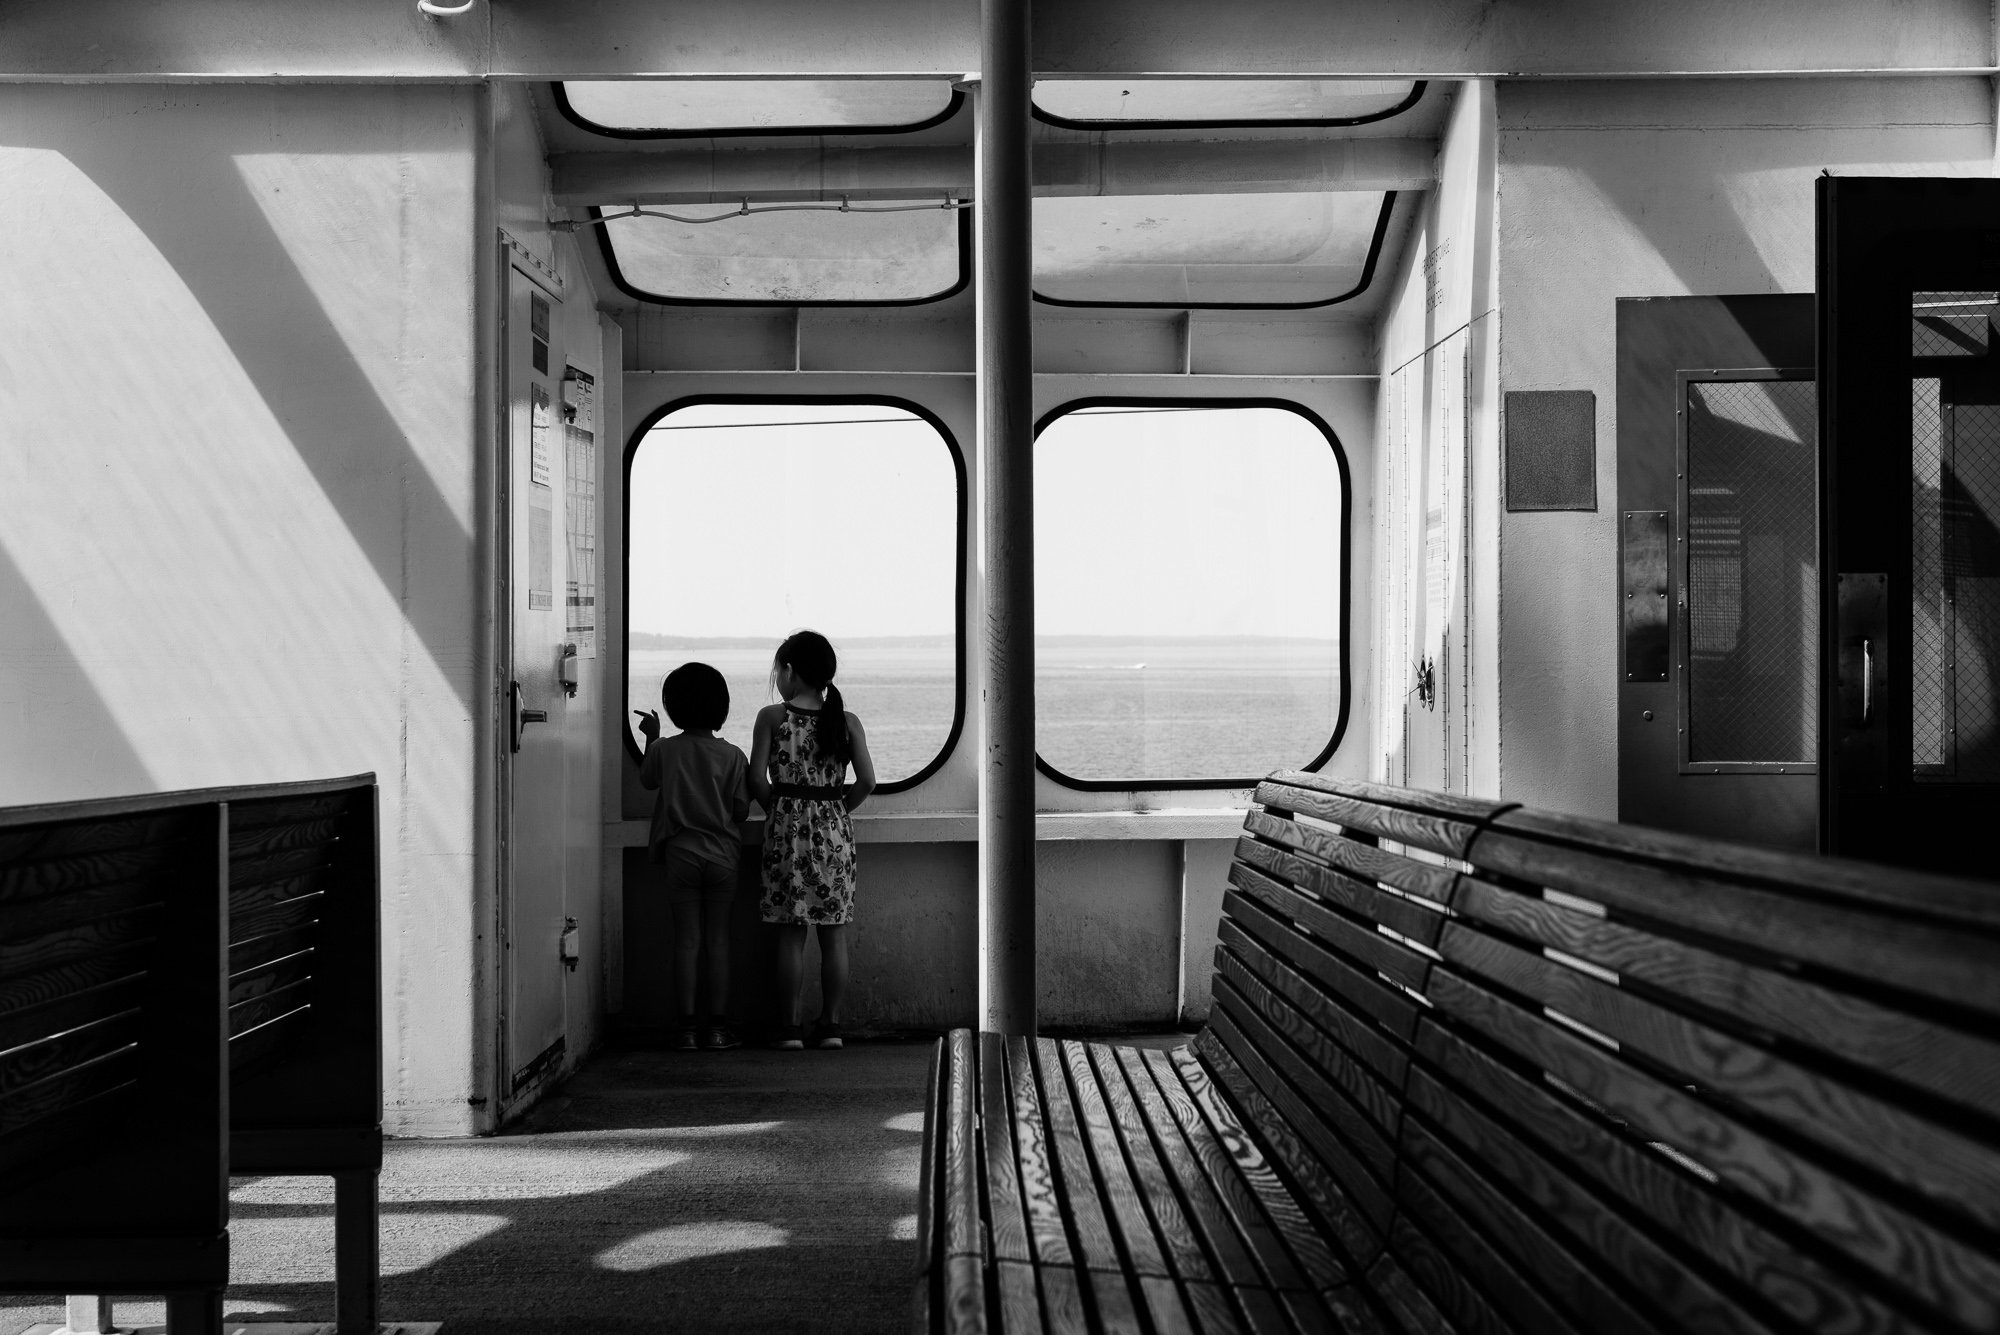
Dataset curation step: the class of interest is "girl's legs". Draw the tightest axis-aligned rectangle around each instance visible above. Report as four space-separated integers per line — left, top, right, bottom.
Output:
816 924 849 1025
773 924 809 1027
670 894 703 1023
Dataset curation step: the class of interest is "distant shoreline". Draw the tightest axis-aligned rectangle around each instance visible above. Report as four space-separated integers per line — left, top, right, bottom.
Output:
630 632 1338 650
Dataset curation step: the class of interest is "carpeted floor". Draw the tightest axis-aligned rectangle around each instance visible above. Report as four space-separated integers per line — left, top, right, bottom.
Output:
4 1039 938 1335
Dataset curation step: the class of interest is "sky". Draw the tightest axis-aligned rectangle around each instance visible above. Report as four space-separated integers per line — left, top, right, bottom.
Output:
625 401 1343 642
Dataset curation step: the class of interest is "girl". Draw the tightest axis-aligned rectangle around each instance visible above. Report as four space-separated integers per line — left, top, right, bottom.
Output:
748 630 876 1050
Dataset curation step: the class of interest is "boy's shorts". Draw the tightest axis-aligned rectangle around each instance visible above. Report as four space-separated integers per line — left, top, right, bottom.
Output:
665 846 737 907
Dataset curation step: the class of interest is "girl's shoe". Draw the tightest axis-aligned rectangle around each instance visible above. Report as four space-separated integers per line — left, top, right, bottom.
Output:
703 1026 743 1051
769 1024 805 1051
809 1021 844 1050
670 1027 699 1052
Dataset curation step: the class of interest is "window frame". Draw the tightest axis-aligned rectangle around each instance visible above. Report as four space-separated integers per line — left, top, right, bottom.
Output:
1030 395 1352 791
621 394 968 796
1031 192 1398 311
593 203 972 308
552 80 967 140
1031 79 1426 133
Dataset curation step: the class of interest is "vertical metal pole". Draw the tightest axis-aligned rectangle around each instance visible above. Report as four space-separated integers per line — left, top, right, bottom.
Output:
976 0 1036 1035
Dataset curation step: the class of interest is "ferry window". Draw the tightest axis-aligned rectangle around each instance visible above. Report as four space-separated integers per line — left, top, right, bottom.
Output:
1034 402 1347 787
626 401 963 792
1033 192 1390 308
1033 79 1421 128
597 206 966 305
557 80 960 136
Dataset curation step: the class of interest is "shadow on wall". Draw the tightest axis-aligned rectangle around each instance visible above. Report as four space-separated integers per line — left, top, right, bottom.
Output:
0 84 481 802
0 540 154 802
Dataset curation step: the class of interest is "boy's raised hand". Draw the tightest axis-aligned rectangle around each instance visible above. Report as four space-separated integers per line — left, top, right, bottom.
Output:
635 709 661 743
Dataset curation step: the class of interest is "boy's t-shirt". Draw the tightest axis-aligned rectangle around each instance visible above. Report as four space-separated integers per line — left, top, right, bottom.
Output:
639 732 750 870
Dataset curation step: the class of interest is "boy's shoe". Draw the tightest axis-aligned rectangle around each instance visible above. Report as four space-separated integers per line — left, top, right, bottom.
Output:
769 1024 805 1051
670 1028 699 1052
702 1026 743 1051
809 1021 844 1051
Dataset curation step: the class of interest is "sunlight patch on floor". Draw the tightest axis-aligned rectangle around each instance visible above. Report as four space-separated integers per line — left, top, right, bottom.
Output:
231 1143 694 1204
595 1221 790 1272
890 1214 918 1241
883 1111 925 1132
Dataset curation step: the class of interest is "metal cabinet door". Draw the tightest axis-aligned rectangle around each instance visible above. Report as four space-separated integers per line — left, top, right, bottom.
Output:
1616 295 1818 851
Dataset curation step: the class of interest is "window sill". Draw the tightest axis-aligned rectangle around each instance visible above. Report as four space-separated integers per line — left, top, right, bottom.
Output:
607 807 1249 847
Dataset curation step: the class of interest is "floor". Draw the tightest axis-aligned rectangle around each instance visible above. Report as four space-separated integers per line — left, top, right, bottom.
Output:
5 1040 937 1335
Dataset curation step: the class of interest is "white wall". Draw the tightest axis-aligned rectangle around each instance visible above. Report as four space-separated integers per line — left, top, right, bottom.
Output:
1494 77 1993 816
0 84 487 1134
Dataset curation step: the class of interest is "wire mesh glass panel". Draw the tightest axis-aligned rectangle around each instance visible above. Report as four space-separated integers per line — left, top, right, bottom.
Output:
1937 398 2000 780
1911 291 1996 357
1684 380 1818 764
600 206 959 303
1913 377 1949 769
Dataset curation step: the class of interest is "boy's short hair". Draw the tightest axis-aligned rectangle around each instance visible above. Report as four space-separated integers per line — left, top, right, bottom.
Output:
662 662 730 731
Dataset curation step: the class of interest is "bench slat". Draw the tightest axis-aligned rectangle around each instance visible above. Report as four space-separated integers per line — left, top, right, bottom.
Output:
917 1035 944 1276
1085 1043 1213 1283
1004 1035 1075 1270
1380 1200 1525 1335
1427 968 2000 1333
1412 1017 1926 1335
943 1030 983 1264
1466 830 2000 1018
1194 1025 1392 1258
993 1257 1040 1334
978 1032 1034 1266
0 907 163 979
1235 838 1448 947
1220 894 1420 1047
1216 932 1406 1113
0 1009 140 1098
1158 1047 1353 1292
0 835 185 904
1450 874 2000 1120
1031 1264 1091 1335
0 1043 139 1140
1059 1040 1175 1280
1438 921 2000 1234
1031 1037 1126 1274
1254 781 1481 861
1227 867 1433 995
0 951 149 1043
1242 810 1460 905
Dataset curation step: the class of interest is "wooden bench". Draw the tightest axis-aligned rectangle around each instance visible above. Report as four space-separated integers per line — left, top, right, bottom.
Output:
0 775 381 1335
916 772 2000 1335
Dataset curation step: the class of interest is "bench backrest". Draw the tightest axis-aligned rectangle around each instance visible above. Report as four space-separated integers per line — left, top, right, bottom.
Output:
1205 771 2000 1335
0 794 229 1268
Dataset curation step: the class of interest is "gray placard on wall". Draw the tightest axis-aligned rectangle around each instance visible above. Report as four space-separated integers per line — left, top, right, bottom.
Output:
1505 389 1597 511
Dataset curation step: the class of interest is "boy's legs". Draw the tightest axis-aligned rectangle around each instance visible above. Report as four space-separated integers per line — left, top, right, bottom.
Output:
816 925 849 1026
700 857 735 1019
665 851 705 1027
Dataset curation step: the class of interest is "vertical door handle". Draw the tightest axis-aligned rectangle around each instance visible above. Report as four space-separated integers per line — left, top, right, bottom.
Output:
1861 637 1873 726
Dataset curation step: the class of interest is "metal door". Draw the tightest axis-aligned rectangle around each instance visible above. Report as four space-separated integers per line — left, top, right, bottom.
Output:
1819 177 2000 875
502 259 570 1105
1617 296 1818 851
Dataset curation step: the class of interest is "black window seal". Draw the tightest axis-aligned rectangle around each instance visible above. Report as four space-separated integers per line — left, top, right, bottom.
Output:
552 81 967 141
1031 192 1397 311
594 203 972 308
621 393 968 797
1030 395 1351 792
1031 78 1425 134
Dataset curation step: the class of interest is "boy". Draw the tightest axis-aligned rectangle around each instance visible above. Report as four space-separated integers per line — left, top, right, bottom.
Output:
636 662 750 1050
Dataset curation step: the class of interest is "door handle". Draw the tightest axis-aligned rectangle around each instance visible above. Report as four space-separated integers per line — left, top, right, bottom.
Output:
1861 637 1873 727
510 681 549 753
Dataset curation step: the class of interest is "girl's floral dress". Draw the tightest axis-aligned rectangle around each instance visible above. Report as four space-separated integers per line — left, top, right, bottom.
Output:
759 704 857 924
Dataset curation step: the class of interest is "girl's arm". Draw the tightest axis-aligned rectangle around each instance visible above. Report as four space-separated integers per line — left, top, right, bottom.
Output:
844 713 877 812
747 705 777 808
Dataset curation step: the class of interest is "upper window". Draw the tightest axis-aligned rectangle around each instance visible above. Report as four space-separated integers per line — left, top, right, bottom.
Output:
556 80 963 138
596 205 967 306
1033 192 1393 309
1034 401 1348 788
1033 79 1423 130
625 400 964 791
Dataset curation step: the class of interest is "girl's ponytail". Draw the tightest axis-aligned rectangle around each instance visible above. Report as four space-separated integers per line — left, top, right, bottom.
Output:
775 629 851 769
820 681 852 769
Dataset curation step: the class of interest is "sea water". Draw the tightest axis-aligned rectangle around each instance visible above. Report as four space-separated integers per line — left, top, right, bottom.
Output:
626 638 1339 785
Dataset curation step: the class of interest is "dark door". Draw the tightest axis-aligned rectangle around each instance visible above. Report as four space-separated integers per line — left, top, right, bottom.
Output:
1617 296 1819 851
1819 177 2000 876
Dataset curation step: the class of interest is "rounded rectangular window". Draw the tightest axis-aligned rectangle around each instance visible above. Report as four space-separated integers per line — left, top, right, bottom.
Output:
1033 78 1422 129
626 400 964 791
558 80 961 137
1034 402 1348 788
598 206 966 306
1033 192 1392 309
